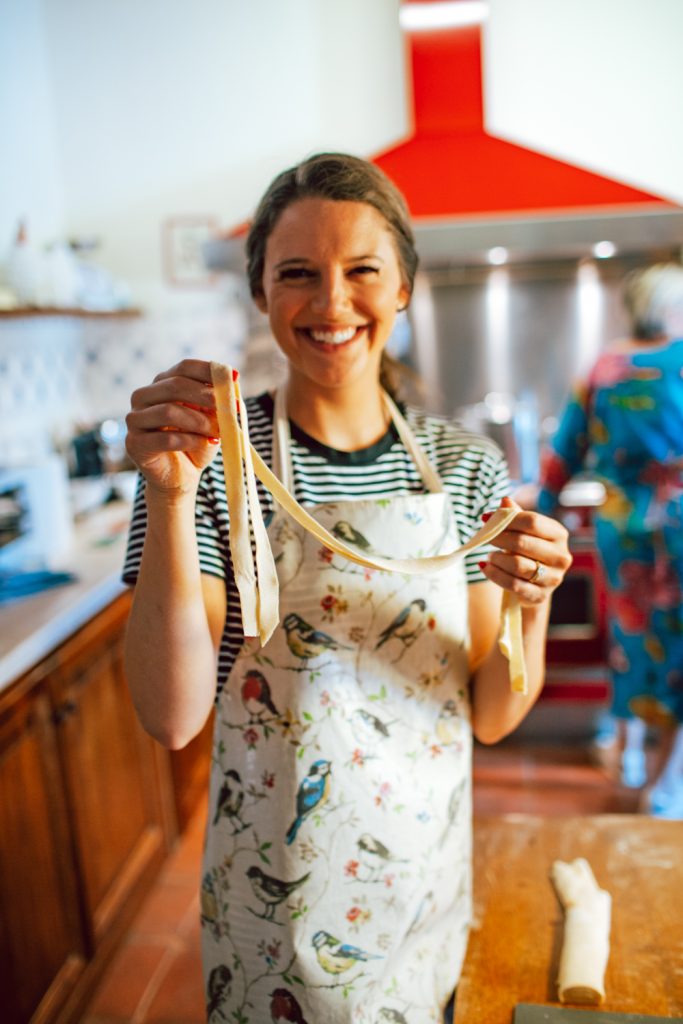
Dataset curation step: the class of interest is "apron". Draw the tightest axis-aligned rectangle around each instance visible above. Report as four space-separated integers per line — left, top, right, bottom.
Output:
201 390 476 1024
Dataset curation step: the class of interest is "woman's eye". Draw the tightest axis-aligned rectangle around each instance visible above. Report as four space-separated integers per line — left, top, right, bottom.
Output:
279 268 314 280
350 265 379 276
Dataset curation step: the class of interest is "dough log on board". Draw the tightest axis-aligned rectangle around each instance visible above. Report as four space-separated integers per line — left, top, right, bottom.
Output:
550 857 611 1005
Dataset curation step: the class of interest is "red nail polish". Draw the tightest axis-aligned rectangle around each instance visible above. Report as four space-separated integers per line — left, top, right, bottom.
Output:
208 437 220 445
232 369 239 381
478 561 488 570
481 512 492 522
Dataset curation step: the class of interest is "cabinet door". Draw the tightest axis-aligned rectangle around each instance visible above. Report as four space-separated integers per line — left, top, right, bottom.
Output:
52 595 169 948
0 678 85 1024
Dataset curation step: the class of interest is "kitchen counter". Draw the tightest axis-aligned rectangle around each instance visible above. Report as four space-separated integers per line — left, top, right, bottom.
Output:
0 500 133 692
456 814 683 1022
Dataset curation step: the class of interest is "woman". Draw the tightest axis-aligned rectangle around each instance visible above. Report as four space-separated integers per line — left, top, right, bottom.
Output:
123 153 570 1023
538 263 683 817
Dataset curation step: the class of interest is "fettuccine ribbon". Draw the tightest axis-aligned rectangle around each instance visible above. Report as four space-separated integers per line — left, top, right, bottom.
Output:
211 363 527 694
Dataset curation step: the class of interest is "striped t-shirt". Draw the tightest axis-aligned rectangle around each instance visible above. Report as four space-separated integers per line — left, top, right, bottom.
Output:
123 392 509 692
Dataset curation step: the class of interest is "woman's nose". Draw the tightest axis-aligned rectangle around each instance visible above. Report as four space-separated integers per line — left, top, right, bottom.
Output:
309 270 350 316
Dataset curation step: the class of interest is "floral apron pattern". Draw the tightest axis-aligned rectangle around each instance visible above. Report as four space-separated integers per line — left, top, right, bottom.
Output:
202 395 473 1023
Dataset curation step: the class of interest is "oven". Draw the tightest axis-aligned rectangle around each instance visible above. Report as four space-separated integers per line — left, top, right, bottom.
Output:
518 485 612 737
544 531 610 703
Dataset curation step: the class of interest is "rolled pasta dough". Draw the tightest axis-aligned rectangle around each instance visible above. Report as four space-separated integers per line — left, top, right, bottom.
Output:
550 857 611 1005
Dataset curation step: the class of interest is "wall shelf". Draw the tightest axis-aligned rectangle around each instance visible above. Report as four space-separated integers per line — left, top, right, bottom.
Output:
0 307 142 319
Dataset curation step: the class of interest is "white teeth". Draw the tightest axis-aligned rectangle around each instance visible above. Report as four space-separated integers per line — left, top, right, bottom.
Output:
309 327 358 345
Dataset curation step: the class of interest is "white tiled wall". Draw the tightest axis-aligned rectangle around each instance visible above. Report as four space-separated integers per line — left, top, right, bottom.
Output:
0 317 86 463
78 304 247 420
0 299 248 466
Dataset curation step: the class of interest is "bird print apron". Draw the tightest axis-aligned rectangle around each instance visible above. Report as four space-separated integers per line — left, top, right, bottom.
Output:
201 388 480 1024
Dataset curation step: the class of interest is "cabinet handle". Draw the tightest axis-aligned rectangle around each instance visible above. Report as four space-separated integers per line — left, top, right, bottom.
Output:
53 699 78 724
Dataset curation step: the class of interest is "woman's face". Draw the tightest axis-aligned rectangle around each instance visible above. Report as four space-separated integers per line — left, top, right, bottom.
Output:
256 197 409 392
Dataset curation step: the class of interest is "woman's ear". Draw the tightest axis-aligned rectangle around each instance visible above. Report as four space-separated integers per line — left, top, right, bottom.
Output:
254 290 268 315
397 283 410 313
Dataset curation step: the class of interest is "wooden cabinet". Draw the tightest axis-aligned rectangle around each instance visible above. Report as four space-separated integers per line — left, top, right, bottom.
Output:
0 592 176 1024
0 669 86 1024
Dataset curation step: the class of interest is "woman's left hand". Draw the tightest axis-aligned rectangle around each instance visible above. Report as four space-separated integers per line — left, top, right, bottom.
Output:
479 496 572 606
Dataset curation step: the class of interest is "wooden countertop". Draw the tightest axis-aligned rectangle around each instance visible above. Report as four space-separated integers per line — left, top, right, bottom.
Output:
456 814 682 1022
0 501 132 692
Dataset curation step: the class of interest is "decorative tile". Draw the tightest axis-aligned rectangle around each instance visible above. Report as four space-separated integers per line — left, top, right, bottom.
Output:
0 296 248 464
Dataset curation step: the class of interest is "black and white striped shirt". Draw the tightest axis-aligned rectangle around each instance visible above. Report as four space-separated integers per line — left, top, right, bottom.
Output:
123 392 509 692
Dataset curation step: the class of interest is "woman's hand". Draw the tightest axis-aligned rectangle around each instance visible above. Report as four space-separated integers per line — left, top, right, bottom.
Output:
479 496 572 606
125 359 221 499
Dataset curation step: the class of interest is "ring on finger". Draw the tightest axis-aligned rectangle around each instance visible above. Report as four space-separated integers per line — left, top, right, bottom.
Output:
529 560 546 584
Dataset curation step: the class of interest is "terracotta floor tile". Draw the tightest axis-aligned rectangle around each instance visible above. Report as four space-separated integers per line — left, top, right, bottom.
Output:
163 808 207 884
141 943 205 1023
81 1016 132 1024
84 939 170 1020
131 881 199 940
179 905 201 944
472 741 640 808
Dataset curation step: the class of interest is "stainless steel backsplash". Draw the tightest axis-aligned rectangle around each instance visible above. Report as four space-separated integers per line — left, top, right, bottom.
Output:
407 257 642 419
406 254 664 478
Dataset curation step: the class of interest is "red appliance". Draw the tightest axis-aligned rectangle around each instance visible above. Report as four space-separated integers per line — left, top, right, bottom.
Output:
544 529 610 706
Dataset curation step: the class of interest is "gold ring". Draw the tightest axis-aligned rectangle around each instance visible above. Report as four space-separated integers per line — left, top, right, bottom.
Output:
529 560 546 584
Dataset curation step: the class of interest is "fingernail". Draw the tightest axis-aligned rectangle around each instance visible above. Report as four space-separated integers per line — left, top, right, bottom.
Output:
478 561 488 570
481 512 492 522
208 437 220 445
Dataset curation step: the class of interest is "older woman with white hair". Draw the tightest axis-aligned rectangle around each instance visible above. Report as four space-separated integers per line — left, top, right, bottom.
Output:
538 262 683 818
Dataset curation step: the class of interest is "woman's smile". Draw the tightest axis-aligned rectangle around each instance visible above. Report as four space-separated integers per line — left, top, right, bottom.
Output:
296 324 368 350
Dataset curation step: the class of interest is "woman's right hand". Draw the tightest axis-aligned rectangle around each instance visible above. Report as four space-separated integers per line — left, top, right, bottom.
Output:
125 359 221 499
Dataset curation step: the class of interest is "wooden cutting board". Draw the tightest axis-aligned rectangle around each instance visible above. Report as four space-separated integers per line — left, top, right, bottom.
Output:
454 815 682 1023
514 1004 679 1023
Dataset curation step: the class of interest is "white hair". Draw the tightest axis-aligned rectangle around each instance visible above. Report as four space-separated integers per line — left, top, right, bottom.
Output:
623 263 683 339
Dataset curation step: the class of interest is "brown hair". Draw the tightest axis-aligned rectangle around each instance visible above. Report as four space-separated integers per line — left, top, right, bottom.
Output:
245 152 419 399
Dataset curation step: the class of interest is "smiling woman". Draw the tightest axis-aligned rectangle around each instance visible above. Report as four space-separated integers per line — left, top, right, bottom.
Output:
121 151 571 1023
251 196 409 438
246 153 417 432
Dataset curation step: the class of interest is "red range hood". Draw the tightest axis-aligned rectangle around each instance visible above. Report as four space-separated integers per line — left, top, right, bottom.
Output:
373 20 671 221
210 10 680 270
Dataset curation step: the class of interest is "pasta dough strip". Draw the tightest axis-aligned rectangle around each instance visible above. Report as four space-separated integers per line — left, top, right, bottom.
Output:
212 364 258 637
211 363 528 692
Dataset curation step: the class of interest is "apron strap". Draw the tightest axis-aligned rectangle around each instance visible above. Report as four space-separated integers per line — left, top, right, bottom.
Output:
381 390 444 494
211 363 527 694
272 386 294 493
273 385 445 495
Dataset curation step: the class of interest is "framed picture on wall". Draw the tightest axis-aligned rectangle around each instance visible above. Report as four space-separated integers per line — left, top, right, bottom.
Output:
162 216 219 287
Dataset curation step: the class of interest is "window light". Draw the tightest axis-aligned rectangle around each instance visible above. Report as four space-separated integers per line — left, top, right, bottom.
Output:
399 1 488 32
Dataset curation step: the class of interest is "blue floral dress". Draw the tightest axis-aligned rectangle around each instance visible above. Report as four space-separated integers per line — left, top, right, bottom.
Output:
538 338 683 726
